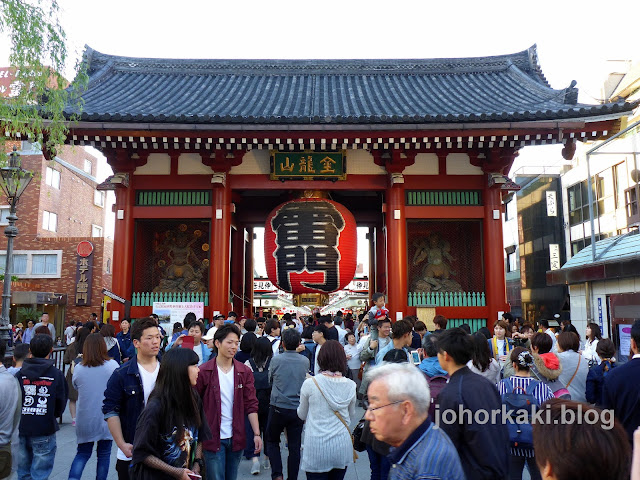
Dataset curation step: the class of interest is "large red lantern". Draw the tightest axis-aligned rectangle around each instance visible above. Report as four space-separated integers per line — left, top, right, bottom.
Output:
264 198 357 295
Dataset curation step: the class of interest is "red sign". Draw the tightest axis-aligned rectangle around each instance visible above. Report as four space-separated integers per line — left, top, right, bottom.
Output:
264 198 357 295
77 241 94 257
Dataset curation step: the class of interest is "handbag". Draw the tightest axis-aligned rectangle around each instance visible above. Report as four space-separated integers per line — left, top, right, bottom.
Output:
312 377 359 461
352 417 367 452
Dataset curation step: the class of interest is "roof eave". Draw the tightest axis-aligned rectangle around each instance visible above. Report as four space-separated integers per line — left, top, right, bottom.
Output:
65 112 630 133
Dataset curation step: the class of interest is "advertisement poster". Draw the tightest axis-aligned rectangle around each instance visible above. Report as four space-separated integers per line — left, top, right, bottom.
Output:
152 302 204 329
618 324 632 358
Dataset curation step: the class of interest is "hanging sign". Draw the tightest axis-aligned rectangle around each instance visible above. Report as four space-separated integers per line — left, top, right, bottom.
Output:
271 152 346 180
264 198 357 294
75 241 94 306
549 244 561 270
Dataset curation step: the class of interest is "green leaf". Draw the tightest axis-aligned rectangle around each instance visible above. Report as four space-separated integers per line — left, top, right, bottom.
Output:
0 0 87 164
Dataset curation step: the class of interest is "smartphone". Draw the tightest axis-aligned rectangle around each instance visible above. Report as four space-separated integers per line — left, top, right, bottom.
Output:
410 350 420 365
187 474 202 480
182 336 194 350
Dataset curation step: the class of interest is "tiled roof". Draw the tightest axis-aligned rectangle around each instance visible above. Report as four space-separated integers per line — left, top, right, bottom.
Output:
65 45 637 125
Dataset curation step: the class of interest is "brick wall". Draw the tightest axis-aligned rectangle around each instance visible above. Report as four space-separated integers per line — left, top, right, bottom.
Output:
0 144 113 326
7 236 113 318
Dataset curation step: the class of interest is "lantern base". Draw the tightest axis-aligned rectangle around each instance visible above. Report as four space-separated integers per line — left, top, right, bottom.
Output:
294 293 329 308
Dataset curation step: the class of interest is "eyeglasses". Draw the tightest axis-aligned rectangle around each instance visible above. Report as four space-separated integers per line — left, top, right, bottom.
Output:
363 399 403 413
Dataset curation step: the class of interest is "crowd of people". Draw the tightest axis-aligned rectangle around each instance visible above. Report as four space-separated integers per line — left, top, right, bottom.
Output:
1 299 640 480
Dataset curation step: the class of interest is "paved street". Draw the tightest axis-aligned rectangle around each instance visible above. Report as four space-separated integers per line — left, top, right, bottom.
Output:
8 407 373 480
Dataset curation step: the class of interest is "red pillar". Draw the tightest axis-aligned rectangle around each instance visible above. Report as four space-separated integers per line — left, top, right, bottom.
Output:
109 151 135 318
245 227 254 318
231 225 246 315
385 180 408 320
210 180 232 315
483 185 508 330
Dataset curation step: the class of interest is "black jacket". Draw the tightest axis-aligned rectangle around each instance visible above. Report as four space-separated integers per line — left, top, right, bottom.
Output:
16 358 68 437
437 366 509 480
602 357 640 442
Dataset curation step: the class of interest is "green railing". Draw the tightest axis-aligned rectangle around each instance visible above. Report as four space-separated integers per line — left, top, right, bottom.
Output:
406 190 482 206
131 291 209 306
408 291 486 307
447 318 487 333
136 190 211 206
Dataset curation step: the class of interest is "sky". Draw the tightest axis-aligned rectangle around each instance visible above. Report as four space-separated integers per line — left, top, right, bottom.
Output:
2 0 639 275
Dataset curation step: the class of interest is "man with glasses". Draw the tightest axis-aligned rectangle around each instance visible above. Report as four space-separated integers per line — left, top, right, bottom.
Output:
364 363 464 480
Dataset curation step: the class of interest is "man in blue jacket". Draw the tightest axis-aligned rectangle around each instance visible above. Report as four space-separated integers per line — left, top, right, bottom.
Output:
364 362 465 480
16 334 68 480
602 319 640 443
103 317 161 480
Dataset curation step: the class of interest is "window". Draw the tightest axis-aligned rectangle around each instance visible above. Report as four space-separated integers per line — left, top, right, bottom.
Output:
83 159 92 174
0 254 27 274
91 224 103 237
507 251 518 272
45 167 60 189
0 207 10 225
0 250 60 278
505 199 517 221
94 190 105 207
31 254 58 275
42 211 57 232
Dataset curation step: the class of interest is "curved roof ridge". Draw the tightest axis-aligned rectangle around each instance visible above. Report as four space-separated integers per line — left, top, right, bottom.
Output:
82 44 543 78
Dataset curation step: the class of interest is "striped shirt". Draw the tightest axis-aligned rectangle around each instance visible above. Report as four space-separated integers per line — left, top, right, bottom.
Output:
498 375 554 457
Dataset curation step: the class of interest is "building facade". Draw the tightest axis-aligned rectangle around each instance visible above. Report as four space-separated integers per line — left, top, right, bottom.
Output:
548 60 640 356
61 46 635 330
0 141 113 337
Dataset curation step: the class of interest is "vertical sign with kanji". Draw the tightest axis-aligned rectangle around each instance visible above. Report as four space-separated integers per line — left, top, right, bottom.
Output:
75 241 94 306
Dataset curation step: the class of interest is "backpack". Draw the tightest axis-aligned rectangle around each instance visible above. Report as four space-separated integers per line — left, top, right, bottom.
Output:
249 358 272 406
501 378 540 449
426 374 449 420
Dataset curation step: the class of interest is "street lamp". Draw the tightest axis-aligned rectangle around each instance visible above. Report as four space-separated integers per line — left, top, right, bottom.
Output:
0 146 33 346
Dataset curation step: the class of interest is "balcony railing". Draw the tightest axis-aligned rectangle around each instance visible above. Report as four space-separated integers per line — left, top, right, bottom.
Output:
131 291 209 306
408 291 486 307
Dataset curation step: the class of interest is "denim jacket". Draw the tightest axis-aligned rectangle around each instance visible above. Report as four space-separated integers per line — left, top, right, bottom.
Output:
102 356 147 445
388 418 465 480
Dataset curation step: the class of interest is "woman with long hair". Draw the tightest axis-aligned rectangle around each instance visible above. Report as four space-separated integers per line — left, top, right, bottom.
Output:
244 336 273 472
581 322 602 365
132 348 210 480
298 340 356 480
467 332 501 384
63 326 91 426
100 323 122 364
69 333 120 480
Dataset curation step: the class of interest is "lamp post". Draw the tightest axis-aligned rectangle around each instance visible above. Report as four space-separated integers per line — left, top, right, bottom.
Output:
0 146 33 346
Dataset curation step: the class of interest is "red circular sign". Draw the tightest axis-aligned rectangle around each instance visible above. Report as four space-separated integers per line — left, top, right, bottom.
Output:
264 198 357 295
77 241 94 257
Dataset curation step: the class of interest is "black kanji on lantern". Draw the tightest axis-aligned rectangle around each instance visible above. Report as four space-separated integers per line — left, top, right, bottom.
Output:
271 201 345 292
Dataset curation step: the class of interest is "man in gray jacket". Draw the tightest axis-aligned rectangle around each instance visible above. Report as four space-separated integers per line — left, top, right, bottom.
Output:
266 328 309 480
0 339 22 479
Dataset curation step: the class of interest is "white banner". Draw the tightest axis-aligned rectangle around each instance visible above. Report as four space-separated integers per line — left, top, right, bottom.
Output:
546 191 557 217
153 302 204 326
549 244 561 270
